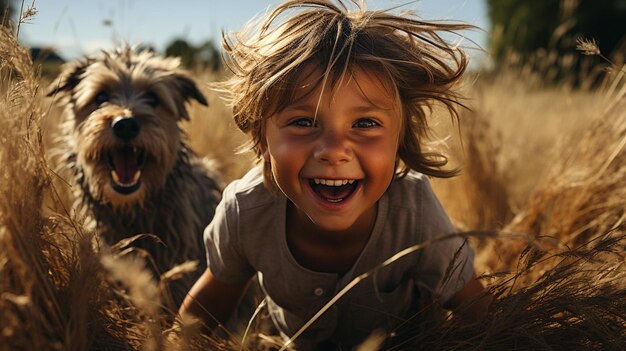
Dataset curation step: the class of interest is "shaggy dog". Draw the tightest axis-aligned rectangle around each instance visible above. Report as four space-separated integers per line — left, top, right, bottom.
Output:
47 46 221 307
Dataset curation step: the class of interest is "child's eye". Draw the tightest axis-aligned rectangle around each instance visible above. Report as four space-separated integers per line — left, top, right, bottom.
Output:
289 117 315 128
353 118 379 129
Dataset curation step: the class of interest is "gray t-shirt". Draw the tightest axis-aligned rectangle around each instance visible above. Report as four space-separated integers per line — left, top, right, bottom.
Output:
204 166 474 349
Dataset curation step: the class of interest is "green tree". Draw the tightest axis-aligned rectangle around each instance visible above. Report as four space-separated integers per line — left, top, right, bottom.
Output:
196 40 221 72
164 38 221 72
488 0 626 64
1 0 14 26
165 38 197 69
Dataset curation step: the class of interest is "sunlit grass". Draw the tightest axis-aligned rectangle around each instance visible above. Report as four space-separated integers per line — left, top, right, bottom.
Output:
1 13 625 350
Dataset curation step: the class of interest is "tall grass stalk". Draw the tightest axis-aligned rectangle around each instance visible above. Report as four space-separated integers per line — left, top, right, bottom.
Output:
0 24 220 351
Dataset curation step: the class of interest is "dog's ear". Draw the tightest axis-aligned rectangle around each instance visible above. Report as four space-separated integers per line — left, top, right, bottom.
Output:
175 74 208 107
46 59 90 98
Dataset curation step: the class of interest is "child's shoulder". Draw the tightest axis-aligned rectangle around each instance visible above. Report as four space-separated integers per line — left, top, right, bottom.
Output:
387 171 440 211
386 171 455 239
222 166 275 210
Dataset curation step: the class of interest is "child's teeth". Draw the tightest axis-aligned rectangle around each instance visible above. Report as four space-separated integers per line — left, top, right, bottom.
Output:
313 178 355 186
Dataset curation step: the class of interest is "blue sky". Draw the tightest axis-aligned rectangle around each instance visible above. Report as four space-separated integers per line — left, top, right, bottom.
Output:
18 0 489 63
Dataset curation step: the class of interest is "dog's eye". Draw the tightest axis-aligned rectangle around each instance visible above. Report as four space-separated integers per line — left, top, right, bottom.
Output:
94 91 109 106
144 92 159 107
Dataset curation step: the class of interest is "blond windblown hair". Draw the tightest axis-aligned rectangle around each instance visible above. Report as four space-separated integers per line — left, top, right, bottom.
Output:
219 0 474 187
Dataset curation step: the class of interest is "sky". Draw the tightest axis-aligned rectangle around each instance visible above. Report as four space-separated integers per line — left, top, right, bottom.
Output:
17 0 489 64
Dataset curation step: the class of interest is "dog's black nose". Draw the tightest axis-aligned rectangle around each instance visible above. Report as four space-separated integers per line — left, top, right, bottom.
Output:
112 116 140 140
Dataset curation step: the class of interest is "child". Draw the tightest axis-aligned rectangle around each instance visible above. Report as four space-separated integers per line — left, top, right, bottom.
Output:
180 0 489 349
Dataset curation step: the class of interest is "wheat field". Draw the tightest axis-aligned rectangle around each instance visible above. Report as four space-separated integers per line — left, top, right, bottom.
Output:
1 15 625 351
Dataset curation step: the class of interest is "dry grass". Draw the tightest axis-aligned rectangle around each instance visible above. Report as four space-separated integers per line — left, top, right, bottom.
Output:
431 68 611 231
1 18 625 351
0 25 109 351
182 69 256 183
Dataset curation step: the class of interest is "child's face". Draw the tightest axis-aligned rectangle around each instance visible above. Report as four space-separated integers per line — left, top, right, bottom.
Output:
262 67 402 232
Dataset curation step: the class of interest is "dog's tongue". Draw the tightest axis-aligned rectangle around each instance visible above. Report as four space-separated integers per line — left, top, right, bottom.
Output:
112 147 140 184
314 183 356 201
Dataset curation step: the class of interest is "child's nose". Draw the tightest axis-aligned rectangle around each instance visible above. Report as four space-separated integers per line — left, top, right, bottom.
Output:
313 131 352 165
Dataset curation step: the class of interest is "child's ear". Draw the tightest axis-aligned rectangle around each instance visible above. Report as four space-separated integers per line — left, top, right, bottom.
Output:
259 142 270 161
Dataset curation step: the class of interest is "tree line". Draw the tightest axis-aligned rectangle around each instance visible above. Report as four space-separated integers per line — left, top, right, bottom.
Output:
3 0 625 76
2 1 221 71
488 0 625 62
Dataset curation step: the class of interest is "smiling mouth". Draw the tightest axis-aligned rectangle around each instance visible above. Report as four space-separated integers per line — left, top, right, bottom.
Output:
309 178 359 203
107 146 146 195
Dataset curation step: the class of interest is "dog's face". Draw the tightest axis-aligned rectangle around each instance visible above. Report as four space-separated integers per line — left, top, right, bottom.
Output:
48 47 207 208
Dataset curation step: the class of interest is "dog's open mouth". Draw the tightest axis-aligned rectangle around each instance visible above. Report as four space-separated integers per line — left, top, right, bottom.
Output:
309 178 359 203
107 146 146 194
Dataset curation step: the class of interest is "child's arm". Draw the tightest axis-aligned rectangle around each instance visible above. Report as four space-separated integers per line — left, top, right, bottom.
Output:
443 271 493 323
178 268 249 330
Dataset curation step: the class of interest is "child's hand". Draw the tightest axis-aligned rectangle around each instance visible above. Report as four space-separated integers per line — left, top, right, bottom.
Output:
178 268 249 331
444 272 494 323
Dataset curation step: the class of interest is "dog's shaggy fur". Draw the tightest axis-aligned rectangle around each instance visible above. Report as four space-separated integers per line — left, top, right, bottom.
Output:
47 46 221 307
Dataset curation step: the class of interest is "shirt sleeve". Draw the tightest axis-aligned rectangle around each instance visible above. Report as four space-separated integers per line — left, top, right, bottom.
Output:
414 181 475 304
203 187 255 284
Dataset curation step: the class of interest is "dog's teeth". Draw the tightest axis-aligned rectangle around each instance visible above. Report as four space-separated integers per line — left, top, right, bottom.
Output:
314 179 320 185
131 170 141 184
341 179 348 185
111 170 141 187
111 170 120 184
